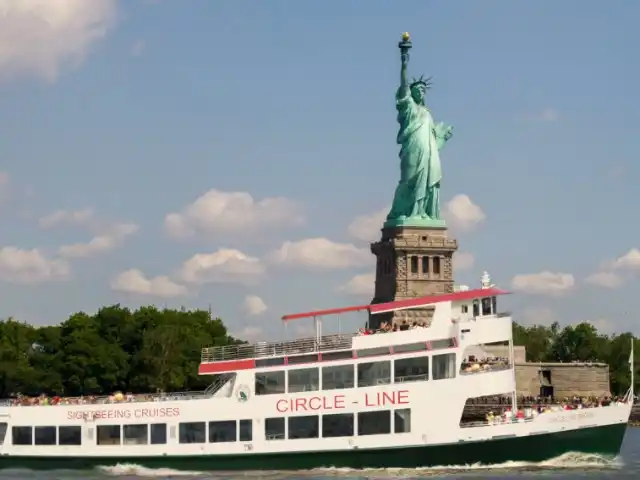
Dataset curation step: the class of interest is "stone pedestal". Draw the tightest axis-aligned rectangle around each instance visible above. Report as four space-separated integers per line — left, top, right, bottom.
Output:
368 225 458 329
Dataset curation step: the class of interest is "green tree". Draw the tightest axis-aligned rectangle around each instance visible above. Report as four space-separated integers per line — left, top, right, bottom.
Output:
0 305 241 398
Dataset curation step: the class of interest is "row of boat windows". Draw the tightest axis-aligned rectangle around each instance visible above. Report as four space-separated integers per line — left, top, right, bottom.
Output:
256 353 456 395
8 423 169 446
2 409 410 446
265 409 411 440
253 339 455 368
6 421 251 446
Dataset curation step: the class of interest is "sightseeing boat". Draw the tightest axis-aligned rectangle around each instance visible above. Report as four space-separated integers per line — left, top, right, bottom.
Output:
0 277 632 471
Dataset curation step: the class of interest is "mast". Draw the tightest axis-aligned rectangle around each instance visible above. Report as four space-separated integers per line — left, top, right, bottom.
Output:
630 337 635 404
509 323 517 412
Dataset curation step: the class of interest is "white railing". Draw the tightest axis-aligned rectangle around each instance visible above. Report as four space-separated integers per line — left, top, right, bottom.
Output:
201 333 357 362
461 417 535 428
1 375 236 408
3 390 209 407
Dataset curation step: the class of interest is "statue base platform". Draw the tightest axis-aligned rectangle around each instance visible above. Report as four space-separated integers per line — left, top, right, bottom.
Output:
383 217 447 229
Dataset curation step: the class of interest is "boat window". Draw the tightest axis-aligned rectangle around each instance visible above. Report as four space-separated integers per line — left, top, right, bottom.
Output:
461 304 469 314
255 357 285 368
394 357 429 383
265 417 285 441
97 425 121 446
492 296 497 314
432 353 457 380
179 422 206 444
0 423 6 445
58 426 81 446
239 419 252 442
34 426 56 446
208 420 236 443
150 423 167 445
322 364 354 390
431 338 455 350
288 415 319 439
357 410 391 435
321 350 353 362
288 367 319 393
288 354 319 365
255 371 286 395
357 347 391 358
11 426 32 445
123 424 148 445
357 361 391 387
393 342 427 353
322 413 354 438
481 297 492 316
394 408 411 433
473 300 480 317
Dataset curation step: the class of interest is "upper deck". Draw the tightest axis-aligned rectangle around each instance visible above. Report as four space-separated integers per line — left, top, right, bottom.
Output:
200 286 509 371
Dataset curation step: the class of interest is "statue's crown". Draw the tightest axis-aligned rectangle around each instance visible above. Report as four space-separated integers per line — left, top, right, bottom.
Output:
410 75 432 89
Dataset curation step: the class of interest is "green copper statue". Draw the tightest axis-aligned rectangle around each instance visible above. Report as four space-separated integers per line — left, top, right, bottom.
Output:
385 32 453 228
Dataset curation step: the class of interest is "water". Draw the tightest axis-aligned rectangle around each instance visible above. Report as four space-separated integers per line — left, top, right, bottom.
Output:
1 428 639 479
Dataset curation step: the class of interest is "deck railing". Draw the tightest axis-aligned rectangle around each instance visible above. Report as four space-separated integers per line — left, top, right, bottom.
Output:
201 333 357 362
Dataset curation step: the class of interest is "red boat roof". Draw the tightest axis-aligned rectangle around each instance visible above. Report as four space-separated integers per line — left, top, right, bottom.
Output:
281 287 510 321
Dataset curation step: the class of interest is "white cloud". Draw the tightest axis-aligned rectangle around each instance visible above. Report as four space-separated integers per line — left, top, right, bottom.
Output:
233 326 263 342
347 207 387 242
57 222 138 258
520 306 557 326
454 252 475 271
110 269 188 298
164 189 303 239
443 194 486 231
584 318 615 334
612 249 640 269
39 207 94 228
0 0 117 82
0 246 69 284
339 273 375 296
178 248 265 285
510 271 575 296
243 295 267 316
268 238 370 270
585 272 623 289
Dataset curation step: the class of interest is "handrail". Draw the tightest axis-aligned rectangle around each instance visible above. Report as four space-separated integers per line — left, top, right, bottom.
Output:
201 333 357 362
1 390 211 407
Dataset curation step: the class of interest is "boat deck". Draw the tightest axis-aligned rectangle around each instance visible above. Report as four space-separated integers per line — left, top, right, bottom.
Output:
201 333 356 363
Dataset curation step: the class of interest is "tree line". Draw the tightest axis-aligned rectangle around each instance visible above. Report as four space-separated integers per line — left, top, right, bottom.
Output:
0 305 243 398
0 305 636 398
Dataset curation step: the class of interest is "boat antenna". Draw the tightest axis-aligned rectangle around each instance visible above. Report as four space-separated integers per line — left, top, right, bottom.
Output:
630 337 635 404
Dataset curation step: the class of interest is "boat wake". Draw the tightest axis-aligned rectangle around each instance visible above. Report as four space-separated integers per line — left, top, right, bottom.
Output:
98 452 621 477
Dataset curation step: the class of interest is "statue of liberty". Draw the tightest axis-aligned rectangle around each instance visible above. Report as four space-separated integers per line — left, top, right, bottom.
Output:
386 33 453 227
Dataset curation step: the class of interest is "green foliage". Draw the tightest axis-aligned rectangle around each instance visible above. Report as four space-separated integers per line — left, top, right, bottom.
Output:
0 305 243 398
513 321 639 395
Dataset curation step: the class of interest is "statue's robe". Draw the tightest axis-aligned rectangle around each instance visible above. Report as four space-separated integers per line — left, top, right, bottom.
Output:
388 85 449 220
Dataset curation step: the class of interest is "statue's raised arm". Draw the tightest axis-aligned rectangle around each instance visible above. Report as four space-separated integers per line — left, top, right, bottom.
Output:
399 32 411 93
386 33 453 228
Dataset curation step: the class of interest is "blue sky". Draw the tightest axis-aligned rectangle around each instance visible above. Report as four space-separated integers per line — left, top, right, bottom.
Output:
1 0 639 341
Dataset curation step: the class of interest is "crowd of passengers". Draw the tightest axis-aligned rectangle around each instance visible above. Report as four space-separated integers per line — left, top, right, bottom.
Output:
358 320 427 335
461 355 509 373
5 390 188 406
465 394 627 426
